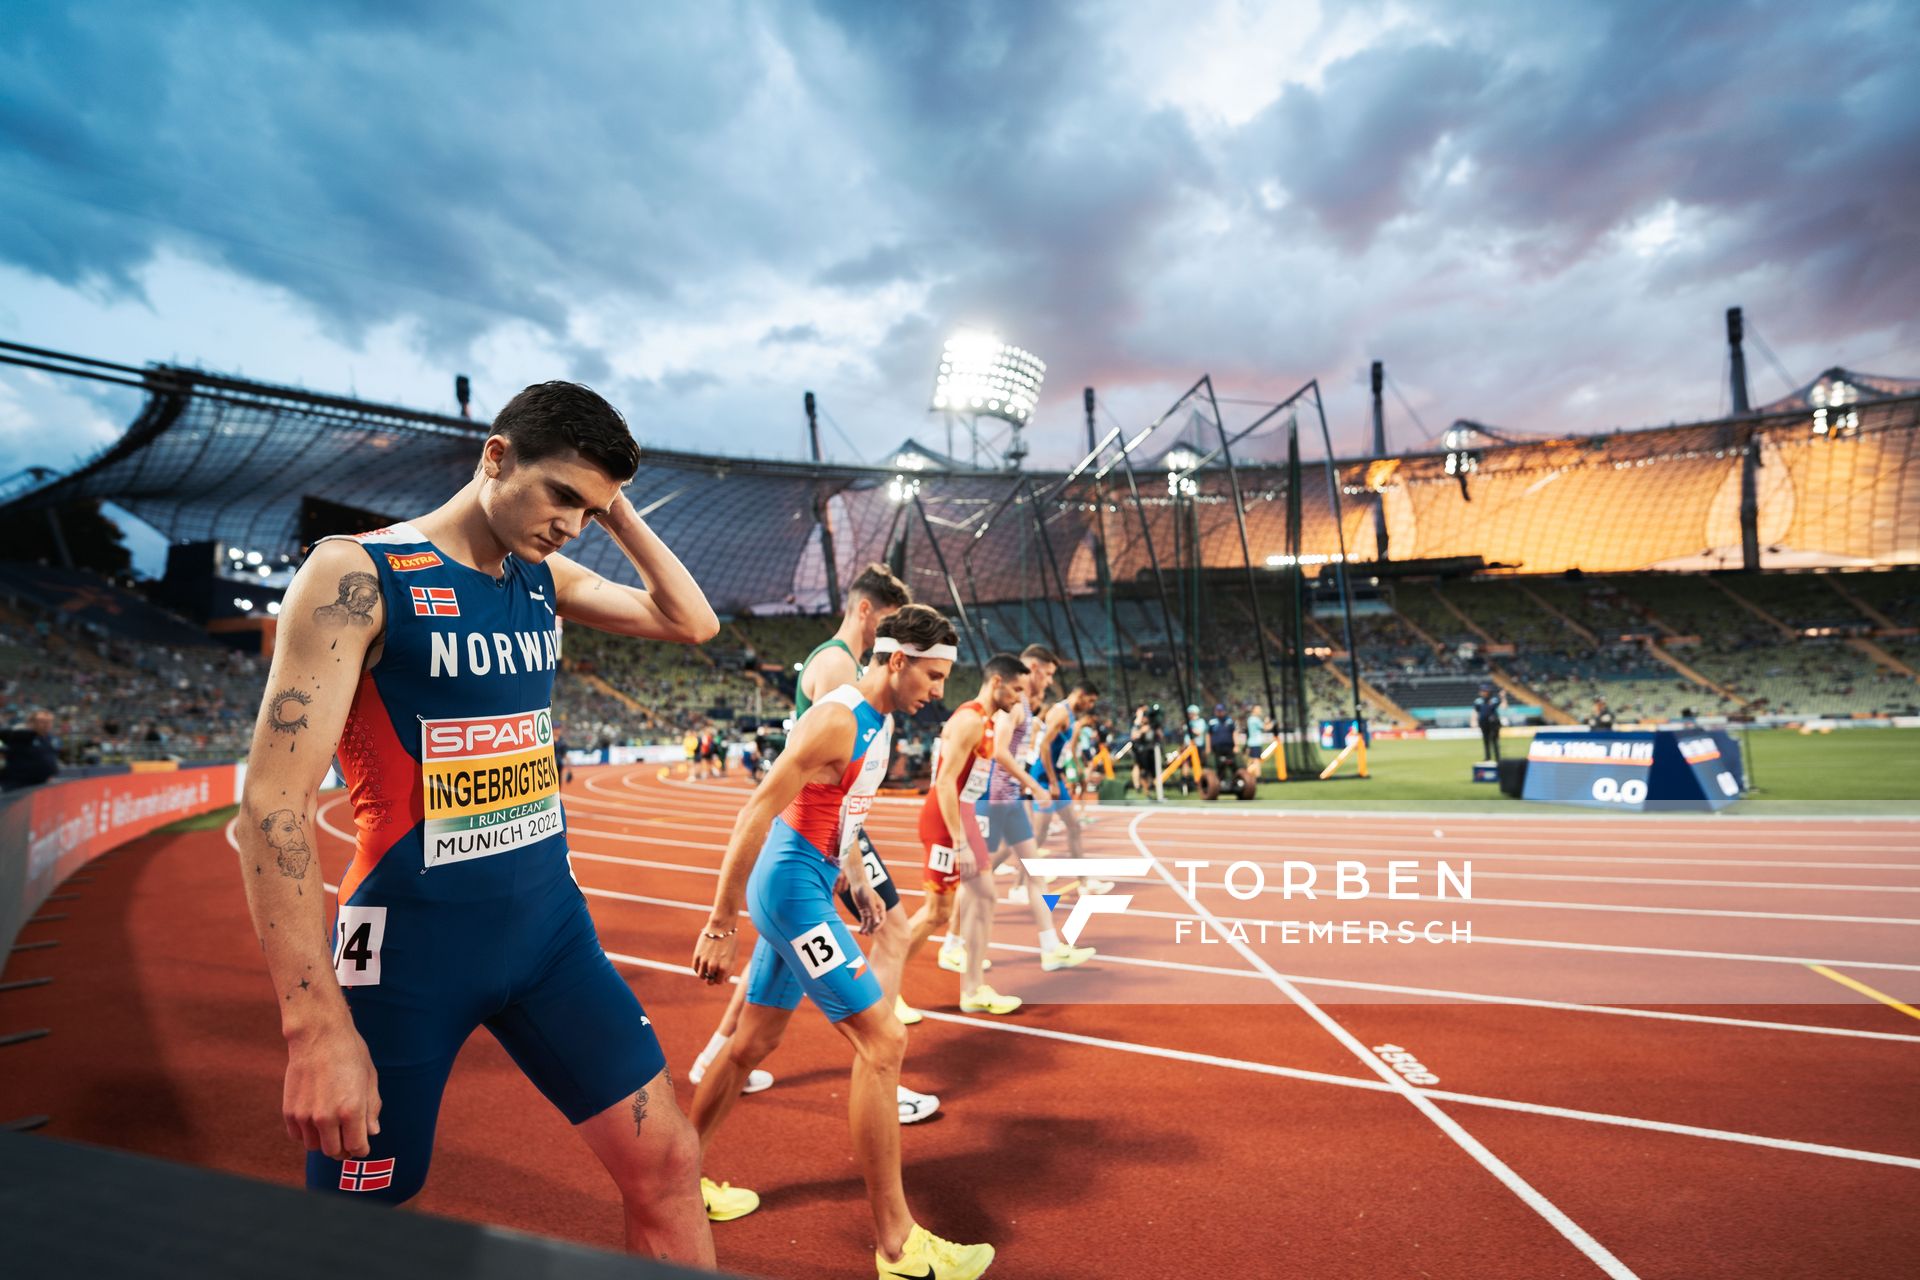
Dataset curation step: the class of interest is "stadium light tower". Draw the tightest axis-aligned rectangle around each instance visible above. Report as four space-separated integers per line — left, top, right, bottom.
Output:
930 330 1046 470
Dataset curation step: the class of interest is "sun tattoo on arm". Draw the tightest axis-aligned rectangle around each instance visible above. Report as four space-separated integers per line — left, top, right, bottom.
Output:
268 688 311 735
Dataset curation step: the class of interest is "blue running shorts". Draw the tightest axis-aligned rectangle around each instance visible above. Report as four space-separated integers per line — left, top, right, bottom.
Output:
307 872 665 1203
745 837 884 1022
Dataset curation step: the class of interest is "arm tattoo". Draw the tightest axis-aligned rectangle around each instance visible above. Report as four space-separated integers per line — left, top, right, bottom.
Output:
630 1087 649 1135
314 571 379 628
260 809 314 888
267 688 311 735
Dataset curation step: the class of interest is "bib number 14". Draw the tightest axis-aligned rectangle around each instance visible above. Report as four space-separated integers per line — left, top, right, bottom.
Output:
332 905 388 987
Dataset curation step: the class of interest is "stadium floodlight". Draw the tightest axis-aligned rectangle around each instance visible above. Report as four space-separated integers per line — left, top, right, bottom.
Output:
930 331 1045 423
887 474 922 503
266 601 282 616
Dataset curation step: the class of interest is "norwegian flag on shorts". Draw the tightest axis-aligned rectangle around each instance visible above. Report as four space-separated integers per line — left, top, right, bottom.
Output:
339 1157 396 1191
410 585 459 617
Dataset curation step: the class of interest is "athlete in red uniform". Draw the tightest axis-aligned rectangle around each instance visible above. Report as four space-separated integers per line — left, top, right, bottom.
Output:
903 654 1030 978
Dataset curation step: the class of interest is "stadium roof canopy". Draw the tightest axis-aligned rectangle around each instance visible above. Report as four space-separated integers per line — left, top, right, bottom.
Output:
4 343 1917 620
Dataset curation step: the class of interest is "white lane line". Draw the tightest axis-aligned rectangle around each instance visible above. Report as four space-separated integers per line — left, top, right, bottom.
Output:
573 879 1920 1044
629 764 1920 833
225 809 1920 1169
903 1010 1920 1172
586 940 1920 1176
563 839 1920 972
246 815 1920 1047
1088 804 1920 828
1125 810 1641 1280
1022 867 1920 926
587 775 1920 868
567 820 1920 926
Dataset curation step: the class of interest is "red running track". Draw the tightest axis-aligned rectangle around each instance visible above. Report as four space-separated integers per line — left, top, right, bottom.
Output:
3 763 1917 1278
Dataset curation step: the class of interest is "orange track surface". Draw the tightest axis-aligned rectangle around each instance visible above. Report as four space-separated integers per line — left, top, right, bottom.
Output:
4 764 1919 1278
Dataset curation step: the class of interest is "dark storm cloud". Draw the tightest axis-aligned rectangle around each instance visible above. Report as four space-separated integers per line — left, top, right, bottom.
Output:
1 0 1915 463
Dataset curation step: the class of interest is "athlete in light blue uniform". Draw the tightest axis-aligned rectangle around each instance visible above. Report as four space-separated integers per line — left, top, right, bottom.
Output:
691 608 997 1280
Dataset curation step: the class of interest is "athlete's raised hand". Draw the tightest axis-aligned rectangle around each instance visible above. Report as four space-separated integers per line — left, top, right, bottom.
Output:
284 1020 382 1160
692 922 740 985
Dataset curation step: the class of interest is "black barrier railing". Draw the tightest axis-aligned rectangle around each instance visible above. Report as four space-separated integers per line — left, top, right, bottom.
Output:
0 1132 735 1279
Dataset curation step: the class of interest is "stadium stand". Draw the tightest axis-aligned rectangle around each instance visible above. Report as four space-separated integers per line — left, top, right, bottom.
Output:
1 568 266 763
2 355 1915 751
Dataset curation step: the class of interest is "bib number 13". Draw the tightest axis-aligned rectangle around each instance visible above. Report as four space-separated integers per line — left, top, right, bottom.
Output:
332 905 388 987
790 922 852 979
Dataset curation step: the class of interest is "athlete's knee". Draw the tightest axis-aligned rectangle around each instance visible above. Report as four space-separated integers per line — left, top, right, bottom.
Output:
728 1020 784 1069
855 1006 907 1070
620 1110 700 1204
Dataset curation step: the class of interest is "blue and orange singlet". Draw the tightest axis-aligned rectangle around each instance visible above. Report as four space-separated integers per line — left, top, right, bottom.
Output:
324 523 569 909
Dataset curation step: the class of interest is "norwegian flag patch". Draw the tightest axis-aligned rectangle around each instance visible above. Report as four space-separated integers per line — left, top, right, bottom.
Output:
410 586 459 617
339 1157 396 1192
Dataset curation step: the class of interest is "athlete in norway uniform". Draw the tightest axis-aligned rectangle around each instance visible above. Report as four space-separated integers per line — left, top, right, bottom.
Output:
691 606 995 1280
901 653 1030 999
236 382 738 1263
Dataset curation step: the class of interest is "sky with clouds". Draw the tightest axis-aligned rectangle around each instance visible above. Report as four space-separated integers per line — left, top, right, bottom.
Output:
3 0 1917 510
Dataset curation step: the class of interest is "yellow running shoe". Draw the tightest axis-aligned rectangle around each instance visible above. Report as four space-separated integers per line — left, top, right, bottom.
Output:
701 1176 759 1222
937 945 990 973
1040 943 1096 972
895 995 924 1025
877 1223 995 1279
958 984 1023 1015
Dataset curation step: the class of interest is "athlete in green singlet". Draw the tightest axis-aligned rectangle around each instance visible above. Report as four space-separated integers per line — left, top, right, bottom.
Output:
687 565 940 1122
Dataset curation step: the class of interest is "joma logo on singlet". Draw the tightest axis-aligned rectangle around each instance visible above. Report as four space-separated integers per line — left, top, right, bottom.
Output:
428 629 562 678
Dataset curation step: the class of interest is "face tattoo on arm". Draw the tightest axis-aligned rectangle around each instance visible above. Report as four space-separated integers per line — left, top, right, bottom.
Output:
314 572 380 628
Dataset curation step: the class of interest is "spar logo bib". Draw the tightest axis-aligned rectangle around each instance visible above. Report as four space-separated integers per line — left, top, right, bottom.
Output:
420 707 563 867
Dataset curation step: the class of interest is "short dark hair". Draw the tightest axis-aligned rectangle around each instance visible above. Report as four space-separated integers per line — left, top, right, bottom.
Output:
984 653 1028 682
1020 643 1059 666
1073 680 1100 697
492 382 641 481
849 563 911 611
877 603 957 653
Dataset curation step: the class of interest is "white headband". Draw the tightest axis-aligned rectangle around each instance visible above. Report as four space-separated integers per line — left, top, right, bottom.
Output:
872 637 958 661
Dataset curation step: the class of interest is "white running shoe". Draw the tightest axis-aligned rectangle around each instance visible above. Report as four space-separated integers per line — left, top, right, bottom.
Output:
995 862 1015 876
898 1084 941 1124
1079 877 1115 895
1040 943 1097 972
689 1054 774 1094
1006 884 1030 906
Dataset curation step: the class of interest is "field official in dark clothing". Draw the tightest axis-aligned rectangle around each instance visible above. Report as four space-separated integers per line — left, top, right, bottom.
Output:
1473 686 1503 762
